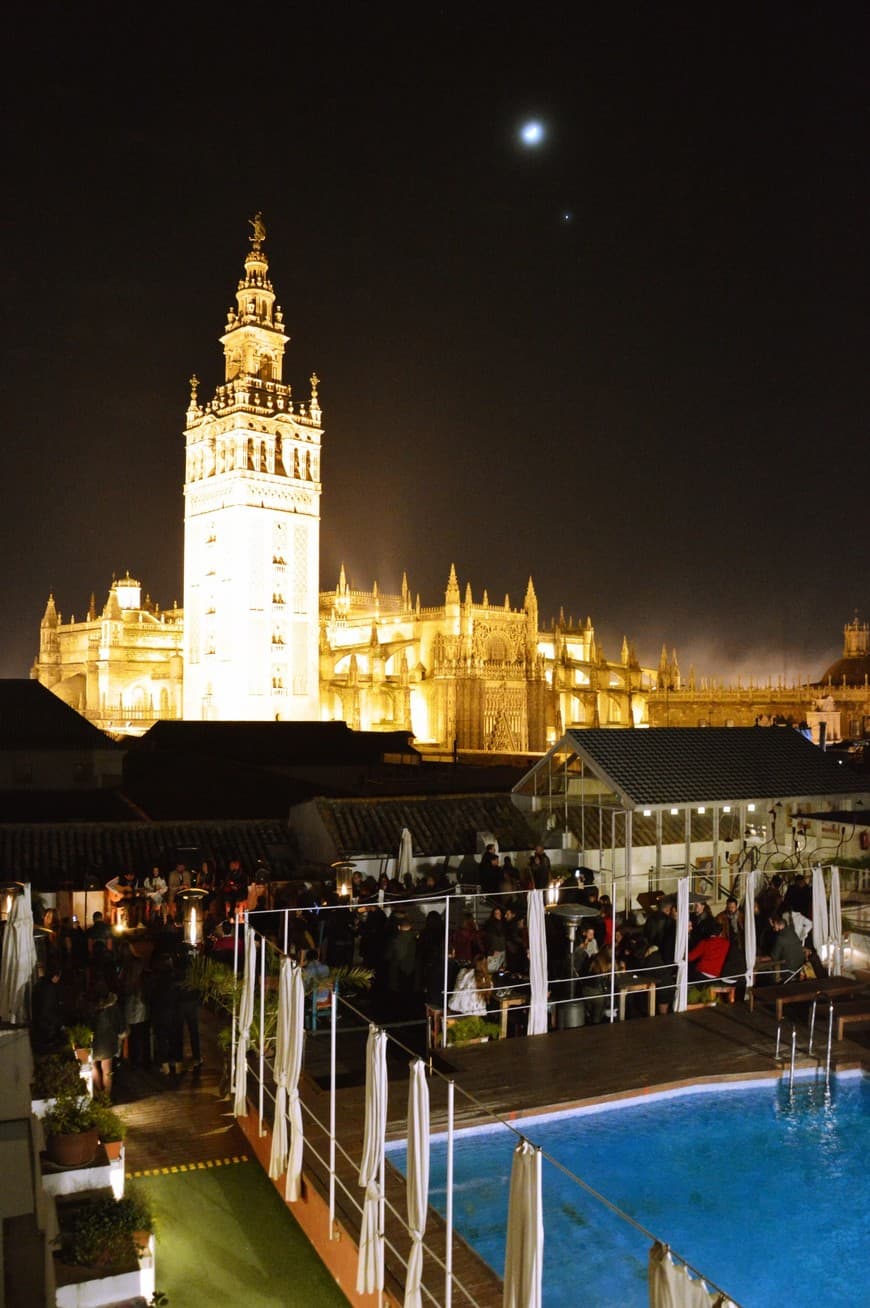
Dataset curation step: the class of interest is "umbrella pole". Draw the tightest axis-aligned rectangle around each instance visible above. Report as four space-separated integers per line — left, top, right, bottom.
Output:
329 984 337 1237
230 916 241 1093
442 895 451 1047
609 874 617 1024
258 927 266 1135
445 1078 454 1308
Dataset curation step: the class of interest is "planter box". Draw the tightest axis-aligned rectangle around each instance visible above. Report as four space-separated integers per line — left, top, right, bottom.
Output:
42 1146 124 1199
53 1193 154 1308
54 1242 154 1308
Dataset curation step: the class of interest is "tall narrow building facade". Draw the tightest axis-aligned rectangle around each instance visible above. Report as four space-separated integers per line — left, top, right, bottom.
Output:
182 216 323 721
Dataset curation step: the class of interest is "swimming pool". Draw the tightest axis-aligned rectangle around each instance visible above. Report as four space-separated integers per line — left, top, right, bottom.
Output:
389 1073 869 1307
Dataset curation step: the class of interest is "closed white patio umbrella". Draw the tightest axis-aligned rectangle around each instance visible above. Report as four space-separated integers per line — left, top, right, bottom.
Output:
811 865 829 962
233 927 257 1118
503 1139 543 1308
828 866 843 975
526 888 548 1036
743 868 759 989
674 877 690 1012
268 956 292 1181
397 827 413 884
0 886 37 1025
357 1025 388 1296
649 1241 737 1307
284 962 306 1201
403 1057 429 1308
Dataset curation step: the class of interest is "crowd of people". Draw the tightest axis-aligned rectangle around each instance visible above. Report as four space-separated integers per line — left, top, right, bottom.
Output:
24 847 834 1079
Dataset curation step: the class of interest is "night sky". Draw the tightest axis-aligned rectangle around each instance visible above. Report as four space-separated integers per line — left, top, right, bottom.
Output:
4 5 868 685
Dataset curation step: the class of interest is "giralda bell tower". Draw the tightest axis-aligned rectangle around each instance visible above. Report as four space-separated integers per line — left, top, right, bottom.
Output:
182 215 323 721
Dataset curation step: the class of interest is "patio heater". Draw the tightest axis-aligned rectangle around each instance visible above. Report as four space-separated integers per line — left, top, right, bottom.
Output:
0 881 25 922
547 901 601 1029
331 860 357 902
176 887 209 947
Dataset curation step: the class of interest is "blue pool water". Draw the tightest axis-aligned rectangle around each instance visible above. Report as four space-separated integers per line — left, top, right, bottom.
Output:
389 1074 870 1307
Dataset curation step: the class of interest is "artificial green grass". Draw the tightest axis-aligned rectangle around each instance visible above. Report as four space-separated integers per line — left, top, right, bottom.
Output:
137 1161 348 1306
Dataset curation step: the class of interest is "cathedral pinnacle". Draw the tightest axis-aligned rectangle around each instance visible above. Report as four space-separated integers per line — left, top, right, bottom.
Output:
445 563 460 605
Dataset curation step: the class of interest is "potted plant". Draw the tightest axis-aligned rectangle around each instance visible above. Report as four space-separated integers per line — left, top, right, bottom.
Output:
91 1095 128 1161
56 1194 137 1269
43 1092 102 1167
118 1183 155 1255
446 1015 501 1046
32 1051 83 1105
65 1022 95 1063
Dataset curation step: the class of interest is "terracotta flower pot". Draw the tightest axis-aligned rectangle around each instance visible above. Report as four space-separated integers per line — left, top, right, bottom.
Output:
75 1047 92 1064
133 1230 151 1256
103 1139 124 1161
47 1126 100 1168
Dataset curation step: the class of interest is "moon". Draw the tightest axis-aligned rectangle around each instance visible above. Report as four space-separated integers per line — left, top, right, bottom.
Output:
519 120 545 147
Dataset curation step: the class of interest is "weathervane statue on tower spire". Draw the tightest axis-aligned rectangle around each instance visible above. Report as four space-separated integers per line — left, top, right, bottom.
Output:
248 211 266 247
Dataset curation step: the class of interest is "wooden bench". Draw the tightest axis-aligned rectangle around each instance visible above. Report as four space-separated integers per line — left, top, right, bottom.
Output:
834 1000 870 1041
749 976 864 1021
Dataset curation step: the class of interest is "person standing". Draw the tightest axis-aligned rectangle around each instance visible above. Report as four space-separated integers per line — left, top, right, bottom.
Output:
90 985 125 1097
528 846 551 890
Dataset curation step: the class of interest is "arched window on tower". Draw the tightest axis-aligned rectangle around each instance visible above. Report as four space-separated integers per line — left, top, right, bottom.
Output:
248 440 256 471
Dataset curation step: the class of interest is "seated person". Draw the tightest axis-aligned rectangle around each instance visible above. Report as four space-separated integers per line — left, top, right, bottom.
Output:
687 929 730 984
301 947 332 998
769 915 805 978
448 954 493 1016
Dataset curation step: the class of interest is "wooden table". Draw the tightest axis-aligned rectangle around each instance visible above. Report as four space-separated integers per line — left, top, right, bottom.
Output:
617 979 656 1021
749 976 864 1021
499 993 526 1038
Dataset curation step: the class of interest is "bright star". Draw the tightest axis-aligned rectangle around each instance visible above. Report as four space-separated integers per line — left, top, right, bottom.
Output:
520 120 545 147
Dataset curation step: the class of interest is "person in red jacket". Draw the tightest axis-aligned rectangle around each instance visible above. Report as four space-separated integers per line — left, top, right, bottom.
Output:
687 929 730 983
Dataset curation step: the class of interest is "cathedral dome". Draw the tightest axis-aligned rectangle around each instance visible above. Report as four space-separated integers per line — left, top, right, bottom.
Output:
817 615 870 686
817 654 870 687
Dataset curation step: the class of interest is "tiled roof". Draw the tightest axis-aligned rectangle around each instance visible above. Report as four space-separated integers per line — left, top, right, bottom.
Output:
0 681 122 750
313 793 538 858
135 721 419 766
0 819 297 888
550 728 870 806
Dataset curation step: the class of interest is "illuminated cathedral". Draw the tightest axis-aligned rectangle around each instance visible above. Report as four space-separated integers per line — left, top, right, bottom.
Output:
32 218 661 751
32 219 868 753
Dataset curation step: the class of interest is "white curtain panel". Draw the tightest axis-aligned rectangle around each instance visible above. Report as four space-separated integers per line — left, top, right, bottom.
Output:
743 868 759 989
811 866 829 960
527 888 549 1036
403 1058 430 1308
268 957 293 1179
503 1139 543 1308
356 1026 388 1295
648 1242 737 1308
0 887 37 1025
284 963 306 1202
674 877 690 1012
828 866 843 975
233 928 257 1118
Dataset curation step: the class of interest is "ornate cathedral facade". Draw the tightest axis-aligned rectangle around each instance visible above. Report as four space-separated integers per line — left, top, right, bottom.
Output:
31 220 868 753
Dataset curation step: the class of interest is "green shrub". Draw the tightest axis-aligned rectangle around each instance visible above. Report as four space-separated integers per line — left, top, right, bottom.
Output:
32 1053 82 1100
43 1092 101 1137
91 1095 128 1142
64 1022 94 1050
446 1015 500 1045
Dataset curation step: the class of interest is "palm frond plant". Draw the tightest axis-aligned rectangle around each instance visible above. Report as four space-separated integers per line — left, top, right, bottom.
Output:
188 950 373 1056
